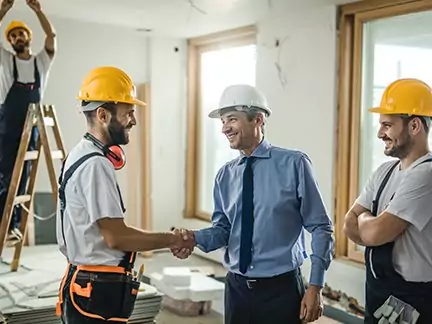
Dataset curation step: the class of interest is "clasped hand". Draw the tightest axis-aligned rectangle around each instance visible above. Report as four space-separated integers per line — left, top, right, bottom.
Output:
171 228 195 259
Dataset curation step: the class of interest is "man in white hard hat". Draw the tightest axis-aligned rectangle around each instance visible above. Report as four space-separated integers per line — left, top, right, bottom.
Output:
172 84 334 323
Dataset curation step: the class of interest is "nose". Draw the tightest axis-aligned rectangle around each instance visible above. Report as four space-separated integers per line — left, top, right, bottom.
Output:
222 123 230 134
377 128 385 139
130 114 137 126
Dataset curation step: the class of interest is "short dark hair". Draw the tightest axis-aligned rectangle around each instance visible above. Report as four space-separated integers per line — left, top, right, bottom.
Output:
400 114 430 134
82 101 117 124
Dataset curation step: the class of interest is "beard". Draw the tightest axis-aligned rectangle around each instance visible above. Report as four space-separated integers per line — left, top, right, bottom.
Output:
107 116 130 146
384 131 412 159
12 40 30 54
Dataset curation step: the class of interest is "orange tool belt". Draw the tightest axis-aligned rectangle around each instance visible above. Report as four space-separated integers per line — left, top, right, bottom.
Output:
56 152 140 322
56 255 140 322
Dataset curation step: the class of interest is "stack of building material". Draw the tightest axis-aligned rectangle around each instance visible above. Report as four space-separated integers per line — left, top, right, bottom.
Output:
0 270 162 324
149 266 224 317
0 246 163 324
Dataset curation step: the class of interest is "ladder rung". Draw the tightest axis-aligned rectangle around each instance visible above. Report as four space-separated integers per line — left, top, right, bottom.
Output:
44 117 54 126
24 151 39 161
14 195 31 205
51 150 64 159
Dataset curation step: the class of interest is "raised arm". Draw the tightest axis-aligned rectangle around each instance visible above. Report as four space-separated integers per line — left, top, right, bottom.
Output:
26 0 56 57
0 0 13 24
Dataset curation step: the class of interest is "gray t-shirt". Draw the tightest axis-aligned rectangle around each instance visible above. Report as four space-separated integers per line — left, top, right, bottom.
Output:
55 138 125 266
356 153 432 282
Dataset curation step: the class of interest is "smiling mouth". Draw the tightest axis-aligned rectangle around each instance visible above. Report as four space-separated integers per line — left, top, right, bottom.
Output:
226 133 238 141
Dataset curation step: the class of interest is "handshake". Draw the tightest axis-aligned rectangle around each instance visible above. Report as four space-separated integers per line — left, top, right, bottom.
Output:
170 227 196 259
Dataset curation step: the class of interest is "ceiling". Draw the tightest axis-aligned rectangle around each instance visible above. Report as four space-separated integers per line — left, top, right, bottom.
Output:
12 0 358 38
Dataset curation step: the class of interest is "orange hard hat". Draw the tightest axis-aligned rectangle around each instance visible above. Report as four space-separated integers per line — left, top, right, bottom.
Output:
368 78 432 117
78 66 146 108
5 21 32 42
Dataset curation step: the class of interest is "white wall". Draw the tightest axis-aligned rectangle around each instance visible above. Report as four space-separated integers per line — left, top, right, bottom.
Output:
0 9 149 205
149 2 367 305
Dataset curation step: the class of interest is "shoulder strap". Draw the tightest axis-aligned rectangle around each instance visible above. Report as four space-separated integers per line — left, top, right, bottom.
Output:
371 157 432 216
371 161 399 216
58 152 104 259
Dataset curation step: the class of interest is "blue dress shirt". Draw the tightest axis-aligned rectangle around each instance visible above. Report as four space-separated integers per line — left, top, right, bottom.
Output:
193 139 334 287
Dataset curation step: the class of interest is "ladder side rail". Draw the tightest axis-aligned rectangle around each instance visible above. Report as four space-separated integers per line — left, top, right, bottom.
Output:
0 106 36 257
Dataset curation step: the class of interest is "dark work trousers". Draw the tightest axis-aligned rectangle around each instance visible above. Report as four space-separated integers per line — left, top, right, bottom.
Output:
364 270 432 324
224 268 305 324
60 267 126 324
0 56 40 231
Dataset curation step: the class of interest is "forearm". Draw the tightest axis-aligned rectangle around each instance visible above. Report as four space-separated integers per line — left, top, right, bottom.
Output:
358 212 382 246
35 10 55 36
109 226 177 252
0 9 8 23
309 224 334 287
193 225 230 253
343 212 365 245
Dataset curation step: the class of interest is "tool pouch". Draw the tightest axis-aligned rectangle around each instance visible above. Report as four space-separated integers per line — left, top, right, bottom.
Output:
69 270 141 321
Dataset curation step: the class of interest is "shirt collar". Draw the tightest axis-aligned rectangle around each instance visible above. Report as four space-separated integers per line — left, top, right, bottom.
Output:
237 139 271 165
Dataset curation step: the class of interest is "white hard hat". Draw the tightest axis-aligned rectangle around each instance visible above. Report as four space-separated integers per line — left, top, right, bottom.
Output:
208 84 272 118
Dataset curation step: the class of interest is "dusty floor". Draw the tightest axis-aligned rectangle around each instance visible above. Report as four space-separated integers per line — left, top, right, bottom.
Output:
155 308 341 324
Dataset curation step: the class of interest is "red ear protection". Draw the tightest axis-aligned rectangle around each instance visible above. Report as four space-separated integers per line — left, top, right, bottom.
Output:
84 133 126 170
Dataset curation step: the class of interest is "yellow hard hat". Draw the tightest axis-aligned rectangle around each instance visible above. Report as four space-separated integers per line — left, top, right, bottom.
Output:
368 78 432 117
5 21 32 42
78 66 146 108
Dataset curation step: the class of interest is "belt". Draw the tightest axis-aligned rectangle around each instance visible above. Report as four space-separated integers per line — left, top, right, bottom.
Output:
232 268 300 289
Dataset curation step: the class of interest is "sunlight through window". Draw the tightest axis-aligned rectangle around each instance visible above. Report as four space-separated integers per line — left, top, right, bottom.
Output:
197 44 257 214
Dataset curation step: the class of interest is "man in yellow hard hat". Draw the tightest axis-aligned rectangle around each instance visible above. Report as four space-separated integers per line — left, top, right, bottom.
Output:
344 78 432 323
0 0 56 243
55 66 195 324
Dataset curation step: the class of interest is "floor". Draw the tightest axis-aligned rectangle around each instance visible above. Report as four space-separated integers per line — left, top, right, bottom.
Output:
155 309 341 324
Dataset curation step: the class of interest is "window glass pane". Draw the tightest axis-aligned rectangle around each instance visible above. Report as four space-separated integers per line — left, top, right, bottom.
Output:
358 10 432 192
197 44 256 214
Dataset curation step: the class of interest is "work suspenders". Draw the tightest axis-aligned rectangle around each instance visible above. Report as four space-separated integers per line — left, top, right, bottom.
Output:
58 152 136 272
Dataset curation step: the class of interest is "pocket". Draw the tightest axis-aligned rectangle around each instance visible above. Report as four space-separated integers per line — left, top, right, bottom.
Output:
69 269 141 321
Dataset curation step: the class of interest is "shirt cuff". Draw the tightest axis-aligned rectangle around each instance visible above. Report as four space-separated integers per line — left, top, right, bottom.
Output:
192 229 207 252
309 264 325 288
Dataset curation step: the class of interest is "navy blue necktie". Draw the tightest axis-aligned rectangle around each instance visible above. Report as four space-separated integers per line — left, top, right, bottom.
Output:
239 156 255 274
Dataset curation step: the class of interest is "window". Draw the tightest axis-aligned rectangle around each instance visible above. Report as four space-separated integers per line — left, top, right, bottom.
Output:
335 0 432 263
185 26 257 221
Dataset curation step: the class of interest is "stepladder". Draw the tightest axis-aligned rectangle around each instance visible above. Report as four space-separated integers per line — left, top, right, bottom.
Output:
0 103 67 272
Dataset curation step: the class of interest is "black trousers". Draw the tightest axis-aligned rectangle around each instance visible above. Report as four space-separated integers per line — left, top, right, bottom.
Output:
224 268 305 324
60 266 137 324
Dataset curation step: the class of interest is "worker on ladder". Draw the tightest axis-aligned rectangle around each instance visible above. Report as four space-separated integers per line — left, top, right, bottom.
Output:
55 66 194 323
0 0 56 243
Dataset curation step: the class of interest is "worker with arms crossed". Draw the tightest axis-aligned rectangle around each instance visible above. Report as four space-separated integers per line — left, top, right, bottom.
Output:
343 78 432 324
172 84 335 324
55 66 195 324
0 0 56 243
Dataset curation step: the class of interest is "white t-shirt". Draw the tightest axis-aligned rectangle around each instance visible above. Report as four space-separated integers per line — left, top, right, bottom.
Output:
356 153 432 282
55 138 126 266
0 45 53 104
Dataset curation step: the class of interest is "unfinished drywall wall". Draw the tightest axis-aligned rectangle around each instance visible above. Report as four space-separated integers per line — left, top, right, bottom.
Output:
0 9 148 209
149 2 367 305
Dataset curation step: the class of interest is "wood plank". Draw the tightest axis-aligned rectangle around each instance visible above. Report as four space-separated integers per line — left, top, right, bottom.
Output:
340 0 424 15
334 14 354 258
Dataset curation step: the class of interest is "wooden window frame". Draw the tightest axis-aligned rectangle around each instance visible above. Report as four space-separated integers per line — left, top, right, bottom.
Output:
184 25 257 221
334 0 432 263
